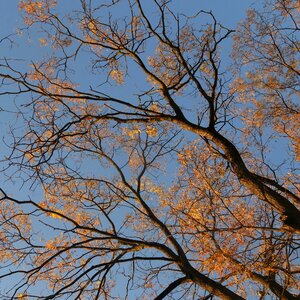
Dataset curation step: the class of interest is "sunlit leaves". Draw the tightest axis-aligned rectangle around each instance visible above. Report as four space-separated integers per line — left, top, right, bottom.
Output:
19 0 57 25
233 0 300 160
0 0 299 299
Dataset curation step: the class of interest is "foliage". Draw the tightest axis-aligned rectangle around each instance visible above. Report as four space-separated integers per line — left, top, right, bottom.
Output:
0 0 299 299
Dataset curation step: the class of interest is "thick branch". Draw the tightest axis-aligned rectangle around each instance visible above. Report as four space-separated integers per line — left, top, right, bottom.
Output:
155 276 189 300
174 119 300 233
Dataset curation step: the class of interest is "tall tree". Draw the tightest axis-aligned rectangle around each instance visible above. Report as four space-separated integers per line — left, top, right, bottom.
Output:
0 0 299 299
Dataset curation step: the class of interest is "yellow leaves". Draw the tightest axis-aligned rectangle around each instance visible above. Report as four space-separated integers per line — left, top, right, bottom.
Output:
130 16 144 40
19 1 42 14
144 281 154 289
131 16 141 31
19 0 57 13
275 111 300 161
27 69 44 81
49 212 62 219
45 240 56 250
171 139 259 271
148 184 163 194
72 210 91 224
246 8 256 20
233 72 299 160
199 62 213 76
3 1 299 297
122 125 159 139
123 126 142 139
19 0 57 25
110 69 124 85
17 294 29 299
146 125 158 137
232 0 300 164
39 38 48 46
39 202 63 219
87 20 98 35
44 235 70 253
230 77 251 100
40 179 99 226
147 43 183 87
46 78 78 94
275 0 300 16
178 26 198 51
265 75 280 89
24 151 35 162
201 249 227 274
42 130 54 139
122 127 140 138
85 34 101 47
148 103 160 113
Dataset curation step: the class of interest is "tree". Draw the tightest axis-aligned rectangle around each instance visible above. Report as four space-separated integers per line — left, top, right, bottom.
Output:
0 0 299 299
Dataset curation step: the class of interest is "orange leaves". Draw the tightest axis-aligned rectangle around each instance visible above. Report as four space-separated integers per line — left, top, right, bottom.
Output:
163 139 262 281
233 0 300 163
130 16 144 41
122 125 158 139
39 202 63 219
38 38 48 46
41 178 101 227
1 1 299 298
147 42 183 87
110 69 124 85
19 0 43 14
19 0 57 25
87 20 99 35
19 0 57 14
146 125 158 137
123 127 141 138
44 235 70 251
230 77 249 97
45 240 57 250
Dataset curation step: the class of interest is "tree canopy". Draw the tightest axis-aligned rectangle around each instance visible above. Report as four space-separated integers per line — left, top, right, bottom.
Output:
0 0 299 299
